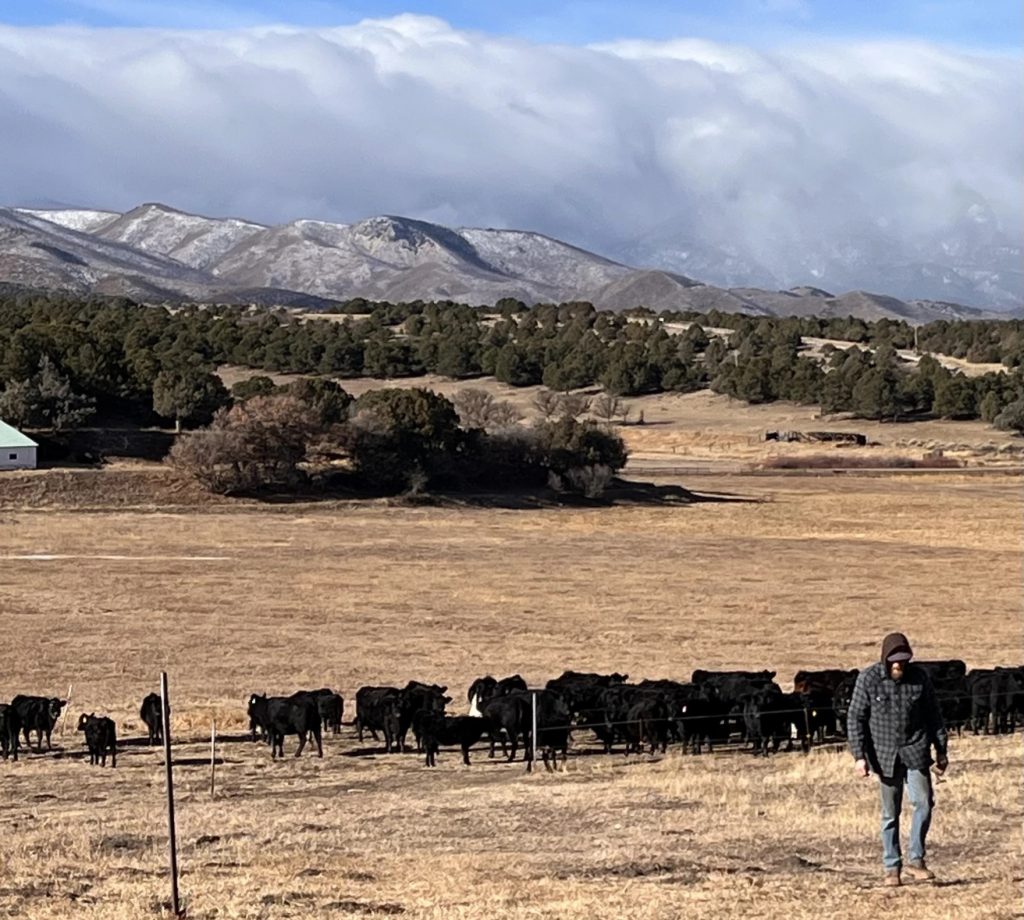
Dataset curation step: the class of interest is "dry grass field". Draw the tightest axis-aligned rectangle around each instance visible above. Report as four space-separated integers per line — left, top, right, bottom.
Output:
0 468 1021 919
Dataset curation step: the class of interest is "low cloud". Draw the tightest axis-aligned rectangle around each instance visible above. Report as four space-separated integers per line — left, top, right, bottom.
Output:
0 16 1019 289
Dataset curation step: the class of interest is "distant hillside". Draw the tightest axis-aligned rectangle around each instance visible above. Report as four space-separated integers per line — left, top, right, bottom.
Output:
3 203 1012 323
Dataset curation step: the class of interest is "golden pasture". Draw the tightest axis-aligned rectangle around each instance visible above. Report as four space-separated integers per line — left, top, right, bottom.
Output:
0 468 1020 919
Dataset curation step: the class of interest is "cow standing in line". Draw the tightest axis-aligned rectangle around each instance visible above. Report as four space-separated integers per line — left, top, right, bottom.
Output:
355 687 405 753
298 688 344 735
467 675 527 717
399 682 452 752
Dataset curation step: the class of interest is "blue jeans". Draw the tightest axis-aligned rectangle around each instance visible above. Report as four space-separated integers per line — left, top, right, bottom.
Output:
879 763 933 869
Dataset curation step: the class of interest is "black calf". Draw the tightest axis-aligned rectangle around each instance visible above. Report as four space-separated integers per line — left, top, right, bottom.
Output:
415 712 487 766
140 693 164 745
77 714 117 767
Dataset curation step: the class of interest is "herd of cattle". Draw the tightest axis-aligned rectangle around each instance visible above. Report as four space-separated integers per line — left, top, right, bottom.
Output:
1 661 1022 771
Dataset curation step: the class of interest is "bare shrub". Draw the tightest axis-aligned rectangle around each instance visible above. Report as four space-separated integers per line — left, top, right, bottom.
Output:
758 453 963 471
169 395 322 494
453 388 523 431
591 393 622 423
533 388 561 420
486 401 524 430
453 388 495 429
557 393 591 420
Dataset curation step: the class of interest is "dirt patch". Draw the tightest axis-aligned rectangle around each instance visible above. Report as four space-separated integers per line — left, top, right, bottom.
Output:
321 900 405 915
94 833 160 855
0 465 226 511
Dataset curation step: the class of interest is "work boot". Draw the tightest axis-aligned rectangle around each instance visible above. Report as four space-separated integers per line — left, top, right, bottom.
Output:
904 860 935 881
883 868 902 887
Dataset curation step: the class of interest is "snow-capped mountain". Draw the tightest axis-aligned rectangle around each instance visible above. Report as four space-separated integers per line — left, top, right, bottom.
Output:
17 208 121 234
93 203 265 271
1 203 1011 322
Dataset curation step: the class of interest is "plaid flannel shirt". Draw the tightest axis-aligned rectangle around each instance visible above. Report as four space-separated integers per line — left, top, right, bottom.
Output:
847 662 948 777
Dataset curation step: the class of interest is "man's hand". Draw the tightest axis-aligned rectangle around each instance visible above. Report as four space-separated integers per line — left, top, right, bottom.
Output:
934 754 949 775
854 758 870 777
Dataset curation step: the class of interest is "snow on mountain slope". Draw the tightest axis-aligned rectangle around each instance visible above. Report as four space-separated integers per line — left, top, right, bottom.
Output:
17 208 121 234
211 215 519 299
95 203 265 271
0 200 1013 319
0 208 216 291
459 228 631 293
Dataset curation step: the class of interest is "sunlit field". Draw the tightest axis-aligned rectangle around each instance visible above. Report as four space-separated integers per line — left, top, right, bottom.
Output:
0 469 1020 918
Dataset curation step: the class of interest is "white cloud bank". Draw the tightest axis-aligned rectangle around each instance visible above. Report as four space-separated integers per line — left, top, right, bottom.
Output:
0 16 1020 296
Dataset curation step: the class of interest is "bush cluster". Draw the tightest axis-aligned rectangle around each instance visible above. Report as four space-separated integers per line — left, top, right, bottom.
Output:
170 386 630 498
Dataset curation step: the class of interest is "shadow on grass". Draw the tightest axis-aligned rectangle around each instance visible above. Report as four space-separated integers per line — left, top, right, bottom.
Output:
238 476 765 510
399 479 763 511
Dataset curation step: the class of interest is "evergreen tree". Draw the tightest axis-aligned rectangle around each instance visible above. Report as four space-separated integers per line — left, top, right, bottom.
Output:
932 374 978 419
0 355 96 430
152 364 229 432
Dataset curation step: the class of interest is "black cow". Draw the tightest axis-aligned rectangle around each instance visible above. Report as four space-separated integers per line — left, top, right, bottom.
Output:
467 674 527 715
692 669 776 686
929 673 970 736
299 688 344 735
524 689 573 772
678 690 729 754
355 687 405 753
480 689 571 765
918 659 970 732
545 671 629 716
77 714 117 767
690 672 782 743
247 693 323 759
140 693 164 746
742 691 806 755
400 681 451 751
623 695 670 755
792 668 859 695
585 683 639 753
0 704 20 761
414 712 487 766
481 693 528 761
916 659 968 682
11 695 67 752
799 687 836 744
636 679 709 745
789 670 856 741
833 672 859 736
967 668 1023 735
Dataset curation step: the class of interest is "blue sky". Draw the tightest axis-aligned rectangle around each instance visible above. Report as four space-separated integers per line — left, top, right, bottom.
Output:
4 0 1021 50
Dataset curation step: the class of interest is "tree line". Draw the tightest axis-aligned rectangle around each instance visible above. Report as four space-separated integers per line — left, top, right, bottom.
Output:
1 291 1023 438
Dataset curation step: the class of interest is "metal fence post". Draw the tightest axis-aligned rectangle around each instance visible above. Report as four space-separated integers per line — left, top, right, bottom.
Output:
529 691 538 774
161 672 182 917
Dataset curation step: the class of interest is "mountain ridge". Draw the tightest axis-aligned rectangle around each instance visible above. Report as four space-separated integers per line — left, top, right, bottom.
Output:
5 203 1012 323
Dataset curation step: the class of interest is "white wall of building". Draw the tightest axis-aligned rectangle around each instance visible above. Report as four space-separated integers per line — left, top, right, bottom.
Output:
0 445 37 470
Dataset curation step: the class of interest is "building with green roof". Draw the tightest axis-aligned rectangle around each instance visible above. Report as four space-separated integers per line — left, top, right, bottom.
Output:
0 420 38 469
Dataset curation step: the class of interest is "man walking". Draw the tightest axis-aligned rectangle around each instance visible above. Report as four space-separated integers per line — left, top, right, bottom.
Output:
847 632 949 887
